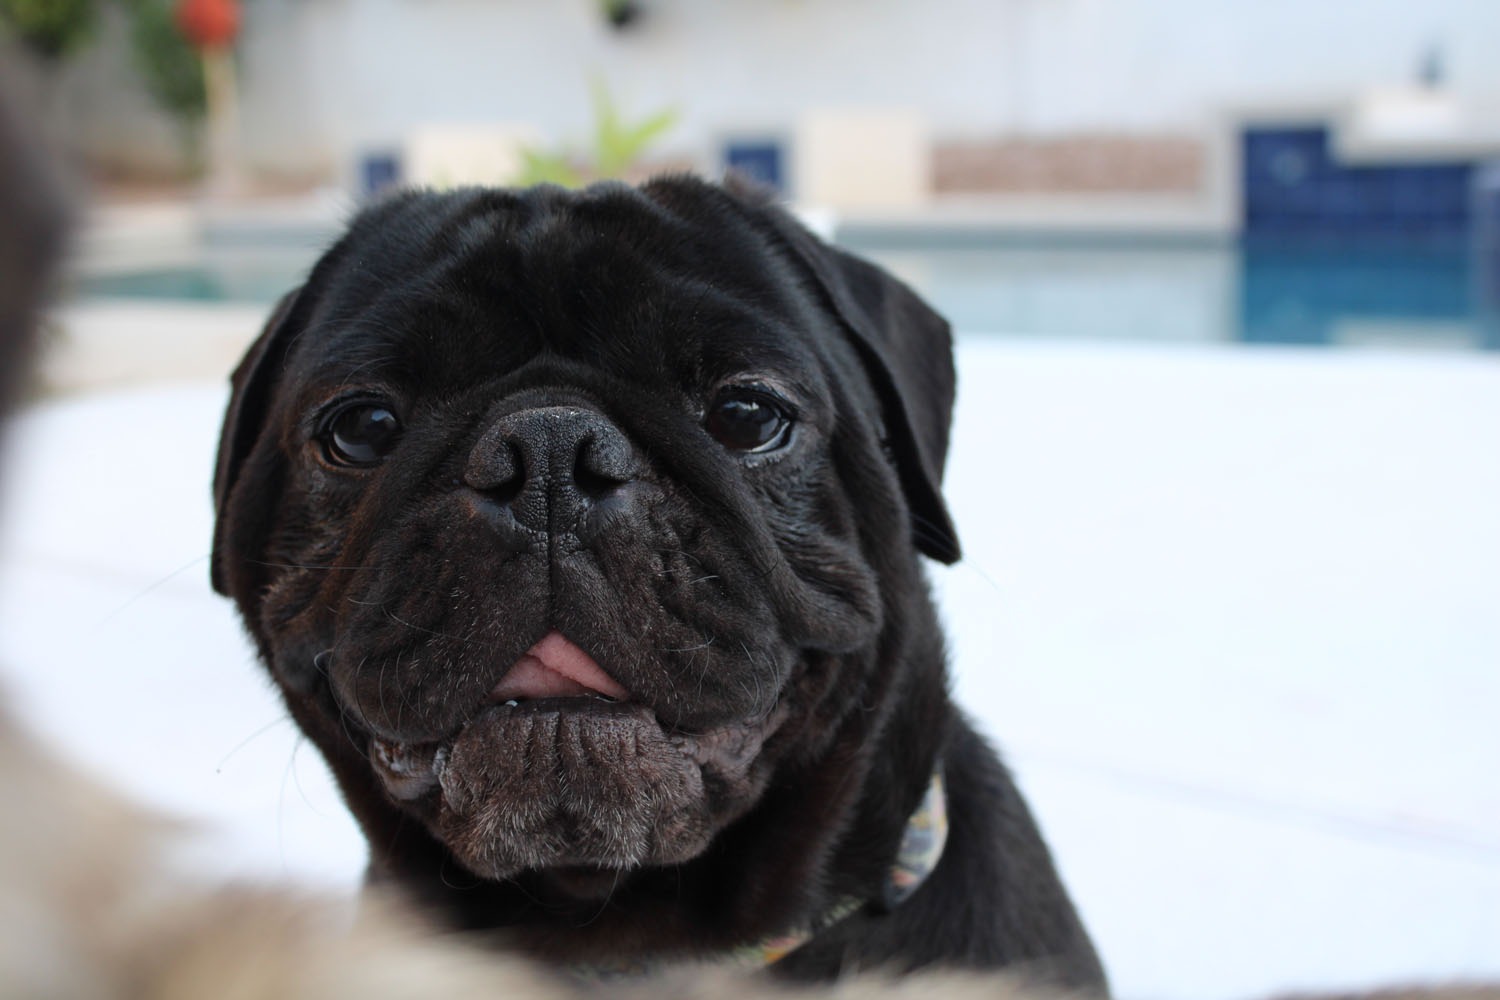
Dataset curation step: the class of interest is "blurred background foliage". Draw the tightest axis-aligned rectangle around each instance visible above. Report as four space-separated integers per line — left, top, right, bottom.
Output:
126 0 205 120
1 0 203 119
517 77 677 188
0 0 96 58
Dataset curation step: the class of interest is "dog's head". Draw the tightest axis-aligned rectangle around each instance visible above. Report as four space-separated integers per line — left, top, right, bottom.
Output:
211 177 959 897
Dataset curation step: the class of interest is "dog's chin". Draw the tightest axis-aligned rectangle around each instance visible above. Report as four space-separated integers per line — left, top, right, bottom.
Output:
367 694 784 887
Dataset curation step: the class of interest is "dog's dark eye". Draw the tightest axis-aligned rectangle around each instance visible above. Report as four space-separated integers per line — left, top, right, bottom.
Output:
325 403 401 467
705 389 792 453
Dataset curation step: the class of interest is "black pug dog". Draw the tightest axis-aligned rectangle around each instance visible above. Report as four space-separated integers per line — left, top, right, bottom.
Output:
211 177 1105 988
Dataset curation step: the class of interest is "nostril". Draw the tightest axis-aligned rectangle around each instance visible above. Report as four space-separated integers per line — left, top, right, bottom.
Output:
486 469 526 507
573 458 621 500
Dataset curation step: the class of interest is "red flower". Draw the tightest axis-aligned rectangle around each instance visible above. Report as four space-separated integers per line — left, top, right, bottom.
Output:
175 0 239 49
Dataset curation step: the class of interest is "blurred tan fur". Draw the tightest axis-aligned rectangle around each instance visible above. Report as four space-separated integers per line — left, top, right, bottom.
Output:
0 702 568 999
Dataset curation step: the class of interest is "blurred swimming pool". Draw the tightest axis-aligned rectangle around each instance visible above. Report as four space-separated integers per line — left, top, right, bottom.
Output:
74 238 1500 351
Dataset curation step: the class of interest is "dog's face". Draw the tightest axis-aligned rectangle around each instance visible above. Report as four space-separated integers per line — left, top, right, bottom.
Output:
212 178 959 896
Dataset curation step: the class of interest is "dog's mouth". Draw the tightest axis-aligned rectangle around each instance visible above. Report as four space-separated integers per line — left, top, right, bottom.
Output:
364 630 783 879
485 630 630 706
367 630 636 802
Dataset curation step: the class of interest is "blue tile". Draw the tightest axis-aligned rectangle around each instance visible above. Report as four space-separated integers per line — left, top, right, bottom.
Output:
724 141 785 192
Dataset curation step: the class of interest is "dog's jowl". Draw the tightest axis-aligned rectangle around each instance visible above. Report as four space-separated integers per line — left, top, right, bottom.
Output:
211 177 1106 988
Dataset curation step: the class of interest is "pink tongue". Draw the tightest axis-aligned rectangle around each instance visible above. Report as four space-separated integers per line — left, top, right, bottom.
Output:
489 631 630 702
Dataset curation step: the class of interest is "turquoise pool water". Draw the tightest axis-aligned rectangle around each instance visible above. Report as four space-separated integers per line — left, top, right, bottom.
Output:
74 240 1500 351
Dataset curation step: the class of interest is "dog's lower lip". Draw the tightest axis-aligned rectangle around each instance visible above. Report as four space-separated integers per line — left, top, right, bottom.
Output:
371 699 647 777
369 698 653 800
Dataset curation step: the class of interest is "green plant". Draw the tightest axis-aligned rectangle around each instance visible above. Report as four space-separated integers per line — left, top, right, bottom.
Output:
516 148 585 190
590 77 675 177
126 0 206 121
515 78 678 188
0 0 96 59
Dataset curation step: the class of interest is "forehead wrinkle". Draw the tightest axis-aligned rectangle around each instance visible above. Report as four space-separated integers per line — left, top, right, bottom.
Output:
655 274 821 381
295 285 458 390
295 332 415 406
382 186 533 265
298 234 509 377
322 193 529 317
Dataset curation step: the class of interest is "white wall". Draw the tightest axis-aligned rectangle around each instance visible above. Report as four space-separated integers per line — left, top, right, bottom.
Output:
68 0 1500 178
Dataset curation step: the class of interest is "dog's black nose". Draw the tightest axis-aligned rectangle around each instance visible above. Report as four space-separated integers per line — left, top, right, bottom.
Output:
463 406 638 536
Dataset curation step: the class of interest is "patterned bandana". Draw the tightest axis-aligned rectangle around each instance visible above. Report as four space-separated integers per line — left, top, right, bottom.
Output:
572 767 949 979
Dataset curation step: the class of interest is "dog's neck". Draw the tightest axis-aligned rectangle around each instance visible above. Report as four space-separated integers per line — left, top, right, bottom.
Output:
572 766 950 980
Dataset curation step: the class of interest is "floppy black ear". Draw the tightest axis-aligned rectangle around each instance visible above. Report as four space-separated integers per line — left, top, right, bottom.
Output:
742 200 962 564
210 287 304 595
